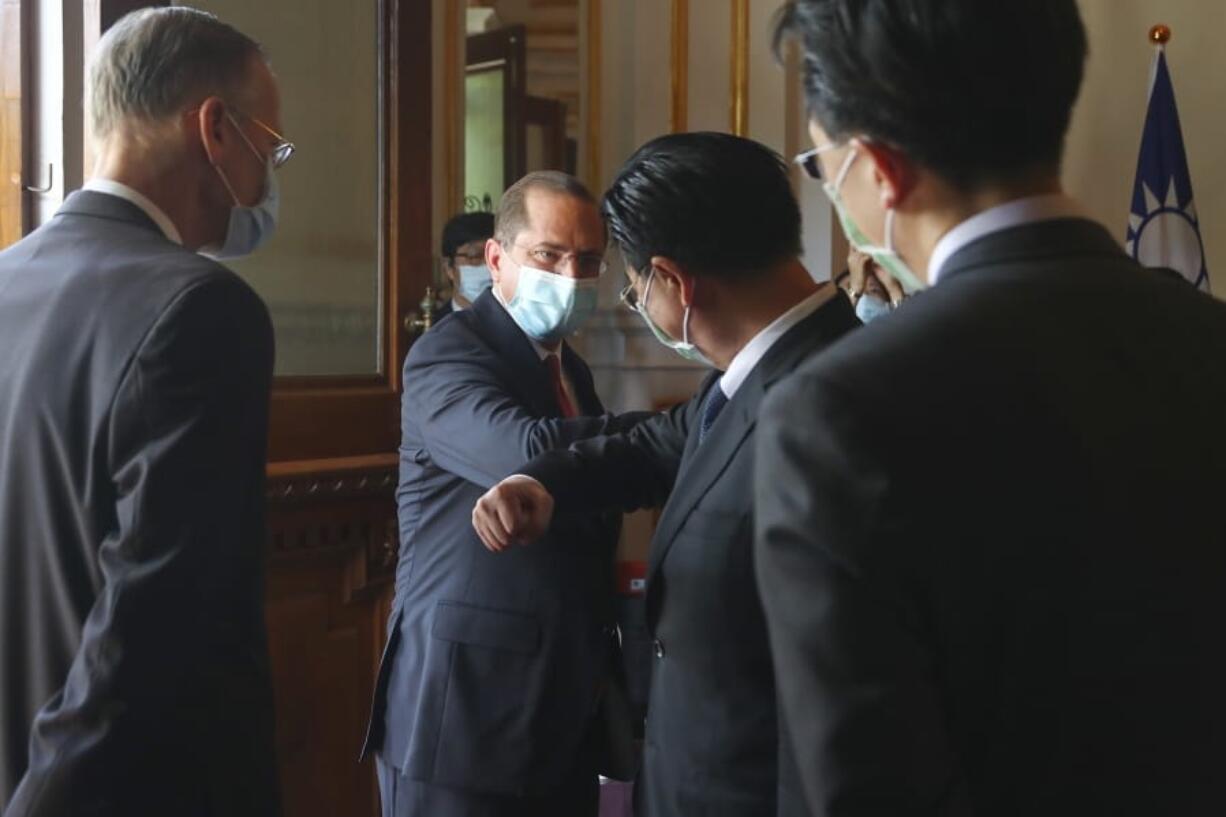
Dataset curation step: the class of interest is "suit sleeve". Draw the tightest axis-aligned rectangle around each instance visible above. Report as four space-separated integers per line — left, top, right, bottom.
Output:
516 385 703 514
753 371 970 817
403 334 654 489
21 273 279 805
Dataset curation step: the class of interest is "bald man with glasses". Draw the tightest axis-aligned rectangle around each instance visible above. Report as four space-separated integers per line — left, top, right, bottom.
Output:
0 8 288 815
363 171 649 817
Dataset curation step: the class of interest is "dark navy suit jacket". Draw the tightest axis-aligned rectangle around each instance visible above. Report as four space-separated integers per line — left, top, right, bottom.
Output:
518 294 861 816
363 290 649 795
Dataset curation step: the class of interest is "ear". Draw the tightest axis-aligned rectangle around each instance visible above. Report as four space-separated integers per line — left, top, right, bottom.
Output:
197 96 230 166
485 239 505 282
854 138 918 210
649 256 698 308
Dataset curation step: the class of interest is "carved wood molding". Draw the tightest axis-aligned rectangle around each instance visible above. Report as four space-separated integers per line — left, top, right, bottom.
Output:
266 454 399 505
266 454 400 598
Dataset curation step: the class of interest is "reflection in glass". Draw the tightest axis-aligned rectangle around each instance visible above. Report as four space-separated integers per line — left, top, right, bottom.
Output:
181 0 382 377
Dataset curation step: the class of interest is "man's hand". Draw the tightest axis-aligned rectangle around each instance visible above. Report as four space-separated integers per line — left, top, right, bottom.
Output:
848 249 905 306
472 475 556 552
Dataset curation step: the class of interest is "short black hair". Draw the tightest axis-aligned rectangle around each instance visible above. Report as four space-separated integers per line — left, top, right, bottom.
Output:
601 132 802 279
441 212 495 261
773 0 1087 189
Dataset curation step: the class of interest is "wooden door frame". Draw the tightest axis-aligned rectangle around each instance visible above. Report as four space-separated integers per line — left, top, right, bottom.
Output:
266 0 432 462
91 1 432 464
524 95 568 173
466 24 527 192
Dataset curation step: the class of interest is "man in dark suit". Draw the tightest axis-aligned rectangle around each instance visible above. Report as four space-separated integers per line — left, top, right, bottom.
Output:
0 8 287 815
435 211 496 321
758 3 1226 815
473 133 859 816
364 171 649 817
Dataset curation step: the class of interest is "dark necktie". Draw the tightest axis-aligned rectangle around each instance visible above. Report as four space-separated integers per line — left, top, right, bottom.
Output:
545 354 578 418
698 384 729 444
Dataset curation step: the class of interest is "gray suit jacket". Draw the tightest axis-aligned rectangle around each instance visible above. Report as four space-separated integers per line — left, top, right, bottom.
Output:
363 290 650 796
756 218 1226 817
0 192 279 816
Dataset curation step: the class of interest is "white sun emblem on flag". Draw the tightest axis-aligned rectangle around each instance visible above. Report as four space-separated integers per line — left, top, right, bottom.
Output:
1126 177 1205 284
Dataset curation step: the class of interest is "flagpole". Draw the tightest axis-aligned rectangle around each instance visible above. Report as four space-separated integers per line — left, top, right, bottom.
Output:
1146 25 1170 94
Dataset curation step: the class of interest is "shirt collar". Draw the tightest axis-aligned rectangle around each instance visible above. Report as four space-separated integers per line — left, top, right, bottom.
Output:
82 179 183 245
927 194 1084 284
719 283 838 399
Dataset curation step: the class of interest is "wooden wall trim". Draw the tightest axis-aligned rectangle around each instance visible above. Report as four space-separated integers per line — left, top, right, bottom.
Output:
729 0 749 136
583 0 601 189
670 0 688 133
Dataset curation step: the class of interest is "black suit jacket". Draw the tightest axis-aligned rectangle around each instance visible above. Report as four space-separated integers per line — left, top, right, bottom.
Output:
0 192 279 815
519 293 859 816
363 290 649 795
756 218 1226 817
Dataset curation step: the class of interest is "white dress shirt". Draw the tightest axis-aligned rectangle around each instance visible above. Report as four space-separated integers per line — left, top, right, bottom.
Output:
927 194 1085 285
82 179 183 245
719 283 838 399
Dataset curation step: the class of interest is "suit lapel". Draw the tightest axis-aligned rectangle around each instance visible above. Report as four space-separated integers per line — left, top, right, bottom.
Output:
470 291 559 418
647 386 758 579
646 292 860 582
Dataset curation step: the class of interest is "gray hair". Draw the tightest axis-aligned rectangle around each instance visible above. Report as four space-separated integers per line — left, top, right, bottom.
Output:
494 171 597 246
88 7 265 139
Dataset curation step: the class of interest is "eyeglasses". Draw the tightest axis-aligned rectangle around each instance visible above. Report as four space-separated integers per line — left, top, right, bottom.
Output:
793 142 838 181
453 250 486 264
237 112 296 169
187 105 297 169
618 269 654 313
512 243 606 278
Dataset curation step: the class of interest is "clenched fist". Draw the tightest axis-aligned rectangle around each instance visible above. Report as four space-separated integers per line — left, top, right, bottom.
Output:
471 475 556 552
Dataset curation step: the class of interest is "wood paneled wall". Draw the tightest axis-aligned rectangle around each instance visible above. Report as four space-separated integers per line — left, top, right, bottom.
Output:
265 455 399 817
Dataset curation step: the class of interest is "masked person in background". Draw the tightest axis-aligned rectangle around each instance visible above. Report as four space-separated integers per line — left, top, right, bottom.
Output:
436 211 495 321
835 249 905 323
363 171 651 817
471 133 860 816
0 7 285 814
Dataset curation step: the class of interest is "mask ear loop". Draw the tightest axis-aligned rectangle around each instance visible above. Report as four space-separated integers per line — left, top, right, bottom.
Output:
213 112 270 207
831 148 857 192
680 275 697 347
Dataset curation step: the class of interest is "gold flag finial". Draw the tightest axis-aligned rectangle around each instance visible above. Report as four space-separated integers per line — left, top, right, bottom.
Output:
1149 24 1171 46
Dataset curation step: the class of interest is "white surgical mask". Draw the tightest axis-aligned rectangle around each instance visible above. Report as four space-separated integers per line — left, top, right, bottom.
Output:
204 113 280 260
497 258 599 344
824 148 924 293
457 264 493 303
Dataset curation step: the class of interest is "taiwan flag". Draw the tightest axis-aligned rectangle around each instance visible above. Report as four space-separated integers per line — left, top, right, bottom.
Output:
1125 49 1209 291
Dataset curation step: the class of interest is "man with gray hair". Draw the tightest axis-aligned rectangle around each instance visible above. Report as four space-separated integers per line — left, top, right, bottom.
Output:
0 7 287 814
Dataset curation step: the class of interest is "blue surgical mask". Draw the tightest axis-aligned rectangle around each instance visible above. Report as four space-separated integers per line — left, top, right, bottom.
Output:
633 268 713 367
824 149 925 294
854 291 894 324
204 114 280 260
498 259 599 344
457 264 493 303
